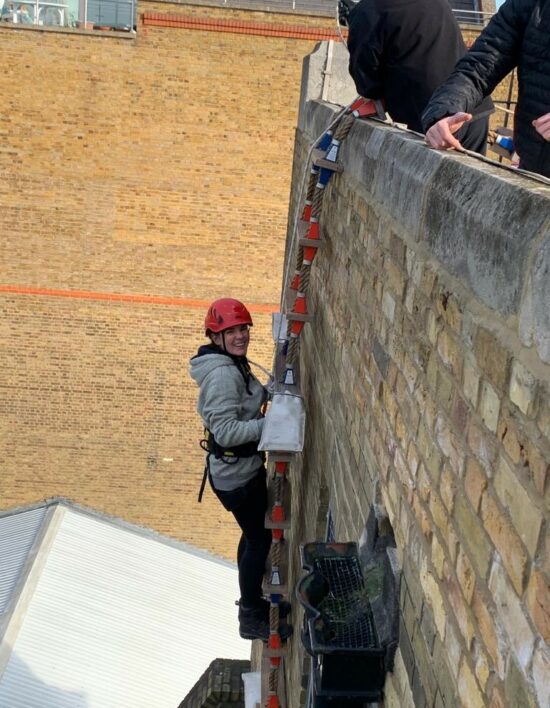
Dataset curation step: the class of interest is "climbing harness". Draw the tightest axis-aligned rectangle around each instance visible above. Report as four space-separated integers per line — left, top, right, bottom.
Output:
197 430 264 502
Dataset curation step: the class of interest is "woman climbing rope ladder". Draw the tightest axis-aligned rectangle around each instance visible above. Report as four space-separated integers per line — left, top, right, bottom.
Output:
189 298 292 641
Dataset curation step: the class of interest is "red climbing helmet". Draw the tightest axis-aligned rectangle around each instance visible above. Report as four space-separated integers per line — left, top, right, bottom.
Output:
204 298 253 335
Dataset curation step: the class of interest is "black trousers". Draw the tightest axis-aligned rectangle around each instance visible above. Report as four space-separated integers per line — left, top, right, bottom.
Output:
211 466 272 608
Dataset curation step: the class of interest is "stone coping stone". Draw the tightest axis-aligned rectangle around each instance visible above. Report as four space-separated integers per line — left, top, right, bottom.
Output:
302 99 550 361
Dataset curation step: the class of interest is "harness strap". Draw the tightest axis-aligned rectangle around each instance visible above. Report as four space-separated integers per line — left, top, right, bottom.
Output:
198 457 209 503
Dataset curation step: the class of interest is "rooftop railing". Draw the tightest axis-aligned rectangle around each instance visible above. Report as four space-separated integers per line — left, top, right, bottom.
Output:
0 0 135 30
0 0 493 32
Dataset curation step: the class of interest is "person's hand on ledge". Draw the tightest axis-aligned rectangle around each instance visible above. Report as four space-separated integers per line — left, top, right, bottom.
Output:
425 112 472 151
533 112 550 141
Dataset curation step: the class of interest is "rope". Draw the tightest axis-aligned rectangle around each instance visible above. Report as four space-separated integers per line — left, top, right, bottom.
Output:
268 667 279 692
333 112 356 142
291 245 304 289
311 186 325 219
274 473 283 503
285 336 299 368
299 263 312 293
271 537 281 567
275 101 353 346
269 603 280 630
306 169 318 202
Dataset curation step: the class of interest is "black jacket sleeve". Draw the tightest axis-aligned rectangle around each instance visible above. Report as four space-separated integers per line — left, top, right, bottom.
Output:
347 2 386 99
421 0 533 131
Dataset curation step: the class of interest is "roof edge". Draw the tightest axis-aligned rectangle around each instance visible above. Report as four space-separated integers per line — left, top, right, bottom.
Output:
0 498 237 569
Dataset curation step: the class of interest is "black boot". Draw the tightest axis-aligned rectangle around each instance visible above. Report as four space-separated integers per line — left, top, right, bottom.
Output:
238 604 293 641
236 598 292 621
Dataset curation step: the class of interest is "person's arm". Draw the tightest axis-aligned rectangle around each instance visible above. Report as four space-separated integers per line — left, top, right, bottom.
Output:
533 113 550 141
422 0 533 141
201 368 263 448
347 1 386 99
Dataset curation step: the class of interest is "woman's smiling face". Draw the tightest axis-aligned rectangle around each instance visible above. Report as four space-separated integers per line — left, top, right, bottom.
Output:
212 324 250 356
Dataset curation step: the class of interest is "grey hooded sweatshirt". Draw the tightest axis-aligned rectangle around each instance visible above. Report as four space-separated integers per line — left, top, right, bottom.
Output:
189 346 266 491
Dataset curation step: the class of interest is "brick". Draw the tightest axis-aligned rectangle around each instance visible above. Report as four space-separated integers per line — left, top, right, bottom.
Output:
445 565 476 649
427 309 440 346
440 465 457 513
479 379 501 433
417 462 431 502
450 390 470 432
420 600 438 652
435 367 455 415
411 669 428 708
473 645 490 690
464 457 488 512
435 414 465 475
473 326 509 391
406 440 420 477
420 558 446 640
413 494 433 542
418 420 442 484
427 351 439 390
437 328 463 380
394 410 410 451
431 534 446 578
480 492 528 595
496 408 523 464
489 684 507 708
537 384 550 441
402 352 419 393
462 355 480 408
401 591 417 648
526 567 550 644
443 619 462 679
532 641 550 708
523 438 549 496
419 265 438 298
385 256 406 300
494 455 542 556
435 288 463 334
504 657 537 708
456 545 476 603
382 290 396 322
415 385 438 431
445 524 460 565
430 489 449 535
489 559 535 670
453 494 492 580
542 527 550 578
509 359 538 417
457 657 484 708
389 231 406 266
471 588 506 677
432 635 458 705
467 417 498 476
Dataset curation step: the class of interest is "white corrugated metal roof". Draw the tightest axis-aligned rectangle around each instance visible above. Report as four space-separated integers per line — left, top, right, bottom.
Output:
0 506 47 614
0 502 250 707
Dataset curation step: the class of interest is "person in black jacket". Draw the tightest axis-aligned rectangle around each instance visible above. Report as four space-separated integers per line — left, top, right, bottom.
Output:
346 0 493 152
423 0 550 178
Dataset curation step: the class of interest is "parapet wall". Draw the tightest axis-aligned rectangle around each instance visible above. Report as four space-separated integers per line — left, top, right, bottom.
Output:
288 101 550 707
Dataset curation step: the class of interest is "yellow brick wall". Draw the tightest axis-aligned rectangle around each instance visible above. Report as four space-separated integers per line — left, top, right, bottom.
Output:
286 108 549 707
0 3 329 558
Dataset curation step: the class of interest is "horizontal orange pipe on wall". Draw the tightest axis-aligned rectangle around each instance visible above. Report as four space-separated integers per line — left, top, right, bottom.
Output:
142 12 346 41
0 284 278 313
